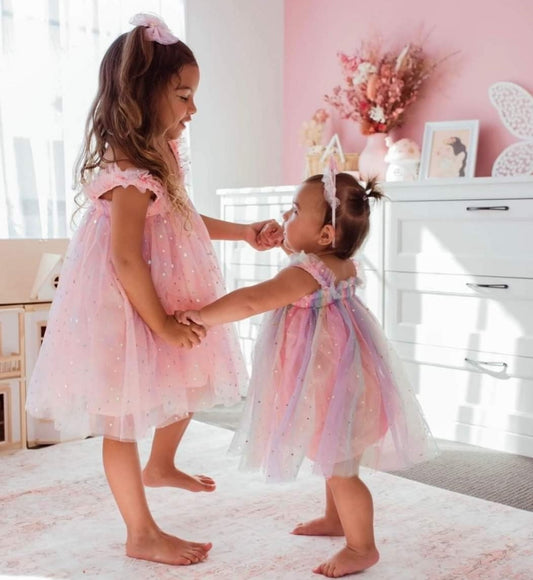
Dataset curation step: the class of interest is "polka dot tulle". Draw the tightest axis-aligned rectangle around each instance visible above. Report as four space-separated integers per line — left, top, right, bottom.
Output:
26 155 246 442
229 253 437 481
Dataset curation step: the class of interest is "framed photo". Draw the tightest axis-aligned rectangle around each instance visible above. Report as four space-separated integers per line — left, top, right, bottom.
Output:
419 120 479 179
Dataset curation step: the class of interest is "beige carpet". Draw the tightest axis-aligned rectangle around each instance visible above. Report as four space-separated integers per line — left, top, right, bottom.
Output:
2 420 533 580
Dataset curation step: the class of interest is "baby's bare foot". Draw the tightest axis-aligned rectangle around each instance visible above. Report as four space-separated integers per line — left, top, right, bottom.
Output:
142 466 216 492
126 530 212 566
313 545 379 577
291 517 344 537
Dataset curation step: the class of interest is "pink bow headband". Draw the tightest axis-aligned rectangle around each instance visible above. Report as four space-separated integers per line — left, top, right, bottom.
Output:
130 13 179 45
322 156 340 247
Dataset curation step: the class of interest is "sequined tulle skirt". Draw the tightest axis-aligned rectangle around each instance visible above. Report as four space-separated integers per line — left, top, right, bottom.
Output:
229 292 437 482
26 203 246 442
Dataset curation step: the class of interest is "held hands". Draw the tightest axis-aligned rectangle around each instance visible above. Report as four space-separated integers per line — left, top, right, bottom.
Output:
246 220 284 250
158 314 206 349
175 309 205 327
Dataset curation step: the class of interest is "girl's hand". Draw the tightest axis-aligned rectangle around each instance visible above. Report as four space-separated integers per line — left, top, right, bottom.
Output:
175 309 205 327
257 220 284 248
246 220 284 250
159 315 205 348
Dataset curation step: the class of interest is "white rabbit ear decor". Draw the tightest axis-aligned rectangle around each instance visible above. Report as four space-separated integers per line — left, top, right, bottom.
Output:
489 81 533 176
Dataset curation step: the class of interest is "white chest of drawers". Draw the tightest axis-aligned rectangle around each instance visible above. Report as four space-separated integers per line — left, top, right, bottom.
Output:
383 176 533 457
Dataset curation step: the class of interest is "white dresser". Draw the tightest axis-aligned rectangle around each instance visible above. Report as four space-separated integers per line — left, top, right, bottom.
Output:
383 176 533 457
219 176 533 458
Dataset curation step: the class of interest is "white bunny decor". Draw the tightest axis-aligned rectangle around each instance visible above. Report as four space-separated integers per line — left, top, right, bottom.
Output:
489 81 533 176
384 137 421 181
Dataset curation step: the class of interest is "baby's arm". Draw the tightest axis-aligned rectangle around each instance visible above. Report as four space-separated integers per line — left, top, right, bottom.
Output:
110 185 205 348
200 215 283 250
178 266 319 327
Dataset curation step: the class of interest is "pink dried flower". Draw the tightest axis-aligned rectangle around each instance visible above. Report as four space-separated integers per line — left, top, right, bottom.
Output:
312 108 330 124
324 37 450 135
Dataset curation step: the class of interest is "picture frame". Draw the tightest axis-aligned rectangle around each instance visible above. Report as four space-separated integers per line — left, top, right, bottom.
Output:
419 120 479 180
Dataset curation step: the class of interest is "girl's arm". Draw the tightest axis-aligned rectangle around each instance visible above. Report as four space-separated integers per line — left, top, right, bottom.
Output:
181 267 319 327
110 185 204 347
200 215 282 250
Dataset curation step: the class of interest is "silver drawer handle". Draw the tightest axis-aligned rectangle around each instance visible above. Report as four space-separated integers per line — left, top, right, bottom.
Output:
466 205 509 211
465 358 508 369
466 283 509 289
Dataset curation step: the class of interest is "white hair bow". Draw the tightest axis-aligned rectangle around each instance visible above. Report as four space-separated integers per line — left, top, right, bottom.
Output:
130 13 179 45
322 156 340 247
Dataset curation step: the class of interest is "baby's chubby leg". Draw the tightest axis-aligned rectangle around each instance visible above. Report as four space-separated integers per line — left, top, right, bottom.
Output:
291 480 344 536
313 475 379 577
142 415 216 492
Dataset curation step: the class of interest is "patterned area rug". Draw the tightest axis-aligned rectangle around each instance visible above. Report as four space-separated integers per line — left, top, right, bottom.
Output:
2 420 533 580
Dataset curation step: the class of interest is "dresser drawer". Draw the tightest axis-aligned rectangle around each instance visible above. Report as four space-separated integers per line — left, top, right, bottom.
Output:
384 272 533 357
385 198 533 277
395 341 533 456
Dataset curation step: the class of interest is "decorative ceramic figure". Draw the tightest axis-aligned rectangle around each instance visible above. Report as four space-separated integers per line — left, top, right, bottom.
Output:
384 137 421 182
489 81 533 176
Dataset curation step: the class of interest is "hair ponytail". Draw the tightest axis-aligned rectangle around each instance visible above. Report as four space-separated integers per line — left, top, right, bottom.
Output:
360 176 384 202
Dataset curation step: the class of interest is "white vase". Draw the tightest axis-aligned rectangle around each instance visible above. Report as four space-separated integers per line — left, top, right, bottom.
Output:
357 133 389 181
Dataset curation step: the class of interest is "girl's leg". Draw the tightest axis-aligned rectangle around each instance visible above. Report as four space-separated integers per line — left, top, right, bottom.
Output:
291 479 343 536
102 437 212 565
313 475 379 578
142 415 216 492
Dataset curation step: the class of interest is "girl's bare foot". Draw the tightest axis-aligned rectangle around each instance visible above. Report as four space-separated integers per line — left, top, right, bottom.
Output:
313 545 379 577
142 466 216 492
291 517 344 536
126 529 212 566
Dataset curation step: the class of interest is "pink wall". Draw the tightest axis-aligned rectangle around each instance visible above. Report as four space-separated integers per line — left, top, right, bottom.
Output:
283 0 533 183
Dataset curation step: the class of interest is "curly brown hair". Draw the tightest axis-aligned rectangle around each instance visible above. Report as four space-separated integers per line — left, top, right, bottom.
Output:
75 26 198 217
304 172 384 259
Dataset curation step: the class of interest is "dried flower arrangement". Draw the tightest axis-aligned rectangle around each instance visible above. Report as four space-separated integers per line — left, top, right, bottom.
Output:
325 38 448 135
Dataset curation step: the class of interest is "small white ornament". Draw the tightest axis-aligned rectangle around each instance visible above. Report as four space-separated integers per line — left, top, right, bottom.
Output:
384 137 421 182
489 81 533 177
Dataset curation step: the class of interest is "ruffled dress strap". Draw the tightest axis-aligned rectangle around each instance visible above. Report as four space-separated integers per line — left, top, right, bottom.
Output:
289 252 335 289
84 166 166 203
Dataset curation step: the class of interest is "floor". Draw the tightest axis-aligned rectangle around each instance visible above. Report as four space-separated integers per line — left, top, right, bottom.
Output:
3 420 533 580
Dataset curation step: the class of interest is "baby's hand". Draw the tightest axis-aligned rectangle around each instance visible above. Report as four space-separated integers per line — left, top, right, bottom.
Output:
257 220 284 248
246 220 284 250
160 315 205 348
175 309 205 327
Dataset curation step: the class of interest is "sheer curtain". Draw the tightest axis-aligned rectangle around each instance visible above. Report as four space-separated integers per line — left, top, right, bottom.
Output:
0 0 185 239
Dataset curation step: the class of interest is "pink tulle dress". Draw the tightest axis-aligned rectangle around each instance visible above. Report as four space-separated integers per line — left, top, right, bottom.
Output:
229 253 436 481
26 148 247 442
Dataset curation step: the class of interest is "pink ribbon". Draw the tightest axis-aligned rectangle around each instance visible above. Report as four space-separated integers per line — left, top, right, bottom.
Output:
130 13 179 45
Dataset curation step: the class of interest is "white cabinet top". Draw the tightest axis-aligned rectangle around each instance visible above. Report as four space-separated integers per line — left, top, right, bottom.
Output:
383 176 533 201
217 176 533 202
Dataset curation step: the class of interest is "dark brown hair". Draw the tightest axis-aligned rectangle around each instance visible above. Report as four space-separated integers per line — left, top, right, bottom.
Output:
75 27 198 216
305 172 384 259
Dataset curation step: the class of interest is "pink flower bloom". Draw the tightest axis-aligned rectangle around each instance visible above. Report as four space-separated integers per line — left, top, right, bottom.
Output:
324 38 446 134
